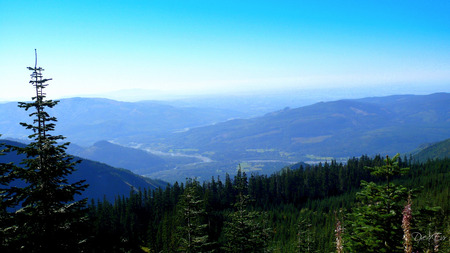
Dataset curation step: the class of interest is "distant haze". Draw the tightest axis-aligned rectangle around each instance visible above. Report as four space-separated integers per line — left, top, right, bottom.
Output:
1 1 450 101
77 83 450 103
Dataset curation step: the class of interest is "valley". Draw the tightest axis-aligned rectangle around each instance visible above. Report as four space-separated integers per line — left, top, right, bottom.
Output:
3 2 449 251
1 92 449 182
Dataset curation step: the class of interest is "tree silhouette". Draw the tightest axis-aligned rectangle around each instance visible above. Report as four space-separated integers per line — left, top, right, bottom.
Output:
0 50 88 252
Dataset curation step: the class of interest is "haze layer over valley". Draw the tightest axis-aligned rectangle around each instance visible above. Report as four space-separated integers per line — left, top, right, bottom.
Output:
1 90 448 182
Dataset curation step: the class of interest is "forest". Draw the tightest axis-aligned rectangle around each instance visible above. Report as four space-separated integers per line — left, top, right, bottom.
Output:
2 134 449 252
85 156 449 252
1 59 449 253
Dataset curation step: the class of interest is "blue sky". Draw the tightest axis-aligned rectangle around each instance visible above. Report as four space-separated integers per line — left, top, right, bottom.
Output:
1 0 449 100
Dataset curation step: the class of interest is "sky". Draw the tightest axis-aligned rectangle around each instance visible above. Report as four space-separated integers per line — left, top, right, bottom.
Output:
1 0 450 101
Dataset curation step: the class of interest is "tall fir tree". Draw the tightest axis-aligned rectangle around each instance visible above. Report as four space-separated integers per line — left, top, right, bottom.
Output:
176 179 211 252
223 169 271 253
0 51 89 252
344 154 410 253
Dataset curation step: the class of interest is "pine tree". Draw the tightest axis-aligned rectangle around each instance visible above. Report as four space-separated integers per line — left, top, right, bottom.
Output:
413 205 447 253
223 169 271 253
297 217 315 253
175 179 211 252
0 137 19 252
0 51 89 252
344 154 410 253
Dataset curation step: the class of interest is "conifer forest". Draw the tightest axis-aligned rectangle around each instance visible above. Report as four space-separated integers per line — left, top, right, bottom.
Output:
1 58 449 252
85 156 449 253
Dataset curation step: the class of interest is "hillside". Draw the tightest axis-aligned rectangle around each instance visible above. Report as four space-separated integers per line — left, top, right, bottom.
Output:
68 140 295 183
78 93 449 182
0 140 167 201
409 138 450 162
87 155 450 252
68 141 166 174
159 93 449 161
67 140 200 176
2 93 448 182
0 97 246 146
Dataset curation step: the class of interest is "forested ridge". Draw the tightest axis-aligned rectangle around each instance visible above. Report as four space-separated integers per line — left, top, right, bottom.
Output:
87 156 449 252
1 58 449 252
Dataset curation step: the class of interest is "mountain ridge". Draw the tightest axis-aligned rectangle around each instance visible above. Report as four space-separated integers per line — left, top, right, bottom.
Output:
1 93 448 181
408 138 450 162
0 97 247 146
0 139 167 201
160 93 449 159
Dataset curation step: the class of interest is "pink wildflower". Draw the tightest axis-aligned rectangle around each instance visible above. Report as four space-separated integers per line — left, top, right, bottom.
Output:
402 194 413 253
335 216 344 253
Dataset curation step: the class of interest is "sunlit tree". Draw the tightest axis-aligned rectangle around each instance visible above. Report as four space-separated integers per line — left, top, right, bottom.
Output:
345 154 410 252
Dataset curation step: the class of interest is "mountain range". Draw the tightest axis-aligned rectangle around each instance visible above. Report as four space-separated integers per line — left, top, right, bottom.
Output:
0 97 247 146
1 92 449 182
0 140 167 201
159 93 449 159
1 136 448 201
67 140 200 176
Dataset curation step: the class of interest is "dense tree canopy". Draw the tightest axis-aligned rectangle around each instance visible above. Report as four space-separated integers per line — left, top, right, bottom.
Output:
87 156 448 252
0 52 448 253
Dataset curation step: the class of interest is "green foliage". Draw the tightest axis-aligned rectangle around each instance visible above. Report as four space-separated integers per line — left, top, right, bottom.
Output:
84 156 448 252
296 217 315 253
344 155 450 253
365 153 410 180
222 171 272 252
345 154 411 252
176 179 211 252
0 139 166 203
410 138 450 162
1 54 448 253
345 181 409 252
0 59 88 252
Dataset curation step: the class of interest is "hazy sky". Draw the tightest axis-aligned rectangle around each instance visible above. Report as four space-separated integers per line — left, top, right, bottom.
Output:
1 0 449 101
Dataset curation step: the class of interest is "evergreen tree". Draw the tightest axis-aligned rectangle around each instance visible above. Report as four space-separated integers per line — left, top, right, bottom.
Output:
0 137 19 251
412 205 447 253
344 154 410 252
0 51 88 252
297 217 315 253
82 156 447 252
223 169 271 252
176 179 211 252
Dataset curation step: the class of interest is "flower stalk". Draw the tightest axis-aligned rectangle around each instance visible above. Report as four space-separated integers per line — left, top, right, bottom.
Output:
402 193 413 253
